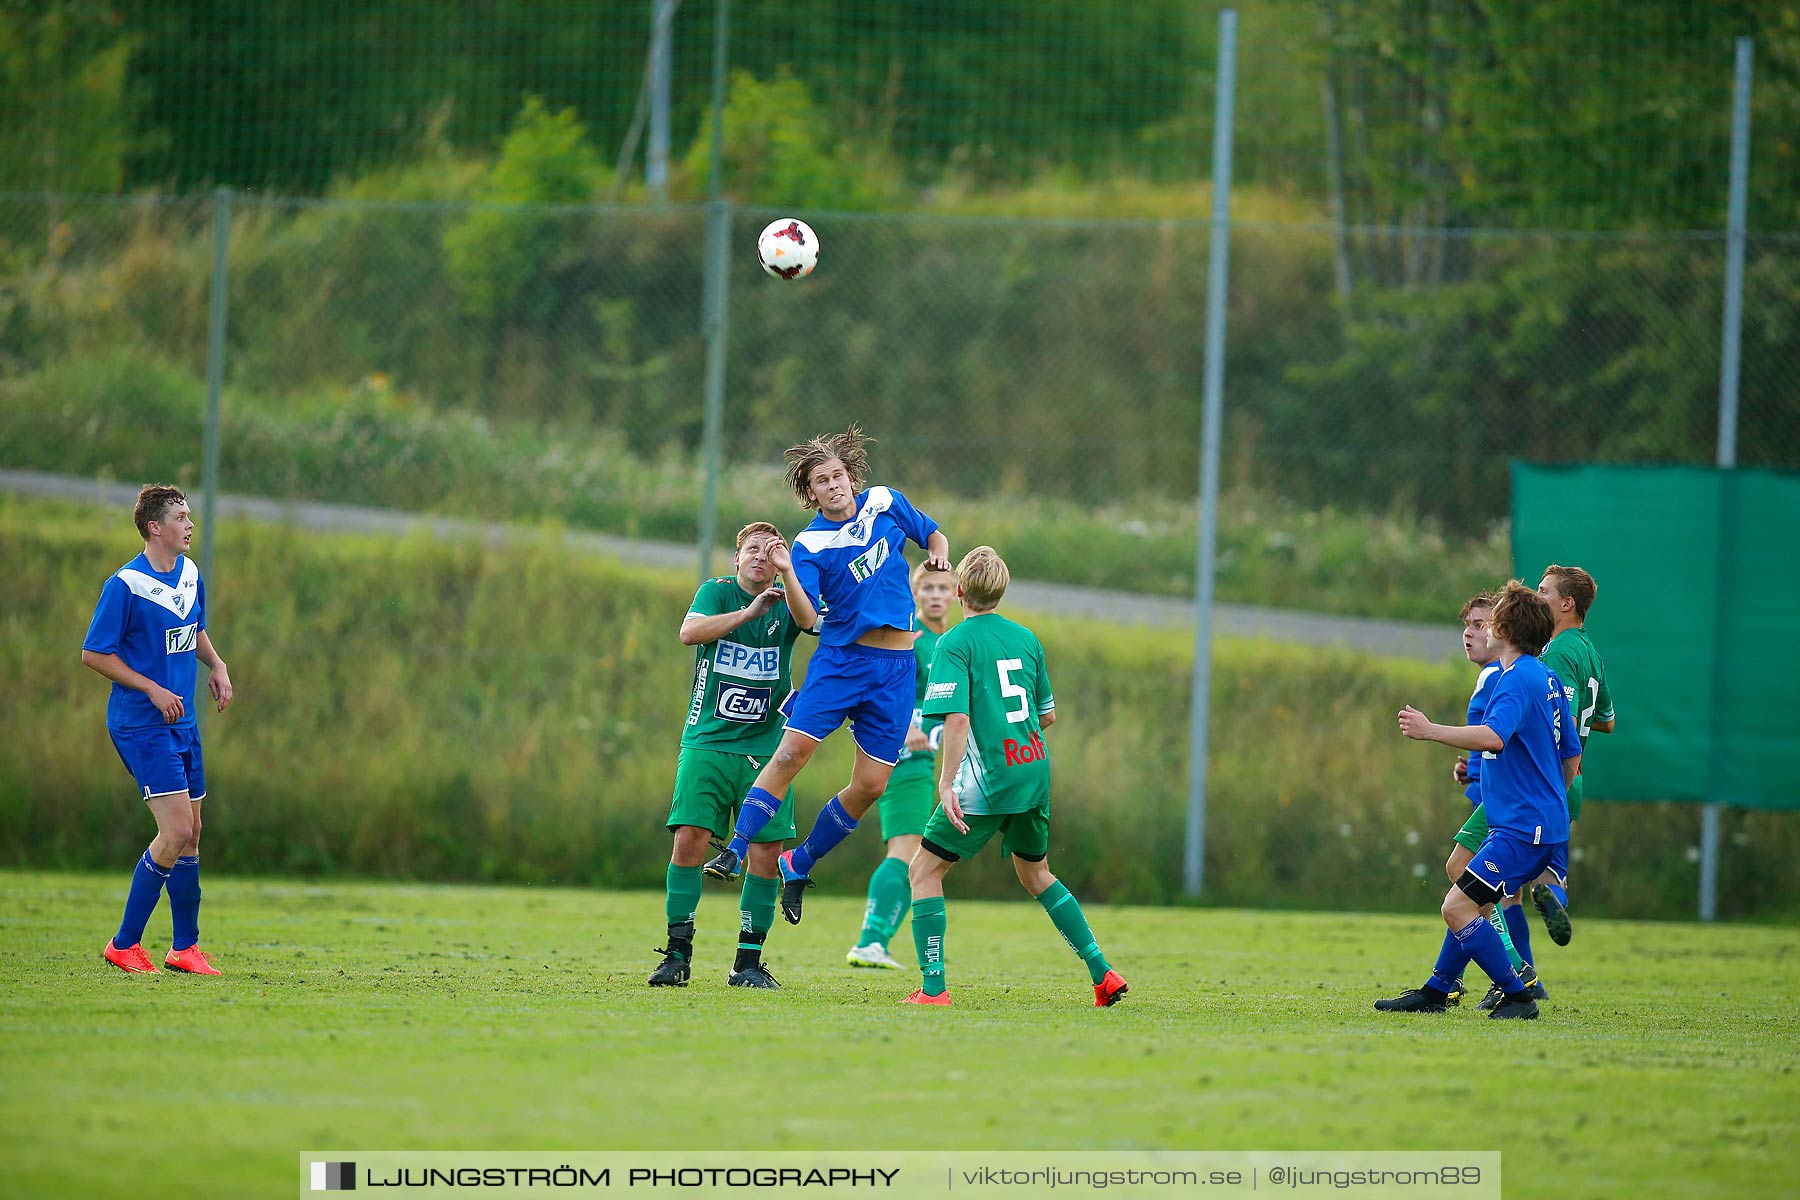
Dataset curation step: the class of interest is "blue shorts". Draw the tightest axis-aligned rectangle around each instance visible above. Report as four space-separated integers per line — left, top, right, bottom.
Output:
1465 831 1567 900
110 724 206 801
786 642 915 765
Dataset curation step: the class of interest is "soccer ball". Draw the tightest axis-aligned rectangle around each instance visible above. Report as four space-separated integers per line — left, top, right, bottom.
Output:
756 218 819 279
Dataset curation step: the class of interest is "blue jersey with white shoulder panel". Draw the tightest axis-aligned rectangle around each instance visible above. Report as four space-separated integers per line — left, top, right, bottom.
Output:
1478 655 1580 845
82 552 206 731
791 486 939 648
1463 661 1501 803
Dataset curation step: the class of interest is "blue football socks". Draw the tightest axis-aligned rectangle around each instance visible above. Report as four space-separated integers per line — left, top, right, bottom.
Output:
167 854 202 951
725 787 785 859
1453 915 1525 993
115 850 171 949
786 796 858 876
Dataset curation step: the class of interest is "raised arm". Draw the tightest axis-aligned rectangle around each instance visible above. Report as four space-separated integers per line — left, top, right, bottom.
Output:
1397 705 1504 753
923 530 950 573
767 536 819 632
680 602 772 646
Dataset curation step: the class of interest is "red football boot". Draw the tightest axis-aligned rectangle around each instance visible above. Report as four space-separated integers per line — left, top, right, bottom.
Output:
903 989 953 1006
164 946 221 975
1094 969 1129 1007
104 940 159 974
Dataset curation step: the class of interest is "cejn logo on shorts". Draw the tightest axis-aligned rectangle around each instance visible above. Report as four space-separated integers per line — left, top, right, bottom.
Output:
165 622 198 654
717 684 772 723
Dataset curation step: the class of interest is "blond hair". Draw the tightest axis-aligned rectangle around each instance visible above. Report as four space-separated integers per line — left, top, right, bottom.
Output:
957 546 1010 611
783 425 872 510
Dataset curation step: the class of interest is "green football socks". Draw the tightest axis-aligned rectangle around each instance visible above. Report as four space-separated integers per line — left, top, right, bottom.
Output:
740 873 778 944
910 896 948 996
1493 904 1526 971
665 863 702 927
857 857 912 946
1038 881 1111 985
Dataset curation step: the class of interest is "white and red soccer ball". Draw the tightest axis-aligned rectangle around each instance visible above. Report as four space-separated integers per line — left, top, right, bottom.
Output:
757 217 819 279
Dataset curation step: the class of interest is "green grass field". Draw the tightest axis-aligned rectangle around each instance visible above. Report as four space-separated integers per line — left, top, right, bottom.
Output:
1 871 1793 1199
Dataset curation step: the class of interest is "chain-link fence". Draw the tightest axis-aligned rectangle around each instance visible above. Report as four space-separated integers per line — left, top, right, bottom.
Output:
5 191 1796 559
4 6 1799 915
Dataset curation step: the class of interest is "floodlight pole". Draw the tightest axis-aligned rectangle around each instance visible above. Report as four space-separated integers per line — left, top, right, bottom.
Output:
1701 36 1753 923
696 0 731 581
1184 9 1237 898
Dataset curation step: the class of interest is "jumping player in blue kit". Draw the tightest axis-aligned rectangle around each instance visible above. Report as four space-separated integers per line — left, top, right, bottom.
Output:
1379 581 1580 1020
82 485 235 975
703 427 951 928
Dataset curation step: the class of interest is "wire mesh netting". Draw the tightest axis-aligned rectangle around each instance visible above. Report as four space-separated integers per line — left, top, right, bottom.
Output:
5 193 1796 553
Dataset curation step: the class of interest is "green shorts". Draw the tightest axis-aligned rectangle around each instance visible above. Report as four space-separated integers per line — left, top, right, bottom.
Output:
878 764 936 841
921 801 1050 862
1453 803 1489 855
666 745 796 842
1456 782 1582 855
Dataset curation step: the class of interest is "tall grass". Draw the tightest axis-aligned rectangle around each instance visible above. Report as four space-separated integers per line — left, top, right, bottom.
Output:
0 350 1509 622
7 495 1793 918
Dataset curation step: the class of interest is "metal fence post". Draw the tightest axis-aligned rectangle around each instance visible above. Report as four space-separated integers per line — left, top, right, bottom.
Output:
197 187 230 730
647 0 675 200
1701 36 1753 923
696 0 731 581
1184 8 1237 898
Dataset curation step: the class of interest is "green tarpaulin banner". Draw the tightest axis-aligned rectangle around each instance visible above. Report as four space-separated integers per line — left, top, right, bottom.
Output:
1511 463 1798 810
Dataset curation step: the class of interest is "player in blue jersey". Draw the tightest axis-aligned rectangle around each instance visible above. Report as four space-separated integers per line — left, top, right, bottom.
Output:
703 426 950 929
1443 590 1542 1007
1449 592 1501 814
1379 581 1580 1020
82 485 234 975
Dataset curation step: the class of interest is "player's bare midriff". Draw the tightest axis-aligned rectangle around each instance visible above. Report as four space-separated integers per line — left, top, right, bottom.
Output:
856 626 915 651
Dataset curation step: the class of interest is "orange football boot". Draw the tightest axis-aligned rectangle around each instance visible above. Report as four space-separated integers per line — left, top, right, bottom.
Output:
1094 969 1129 1007
164 946 221 975
903 989 953 1006
104 940 159 973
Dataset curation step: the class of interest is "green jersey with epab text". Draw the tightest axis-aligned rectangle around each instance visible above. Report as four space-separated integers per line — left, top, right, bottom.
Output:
681 577 804 755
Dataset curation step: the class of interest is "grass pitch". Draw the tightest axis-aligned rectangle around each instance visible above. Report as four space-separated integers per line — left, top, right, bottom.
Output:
1 871 1793 1199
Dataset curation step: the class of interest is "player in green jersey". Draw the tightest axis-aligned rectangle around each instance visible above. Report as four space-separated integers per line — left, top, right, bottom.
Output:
845 562 957 969
649 522 819 989
1530 563 1616 946
904 547 1129 1008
